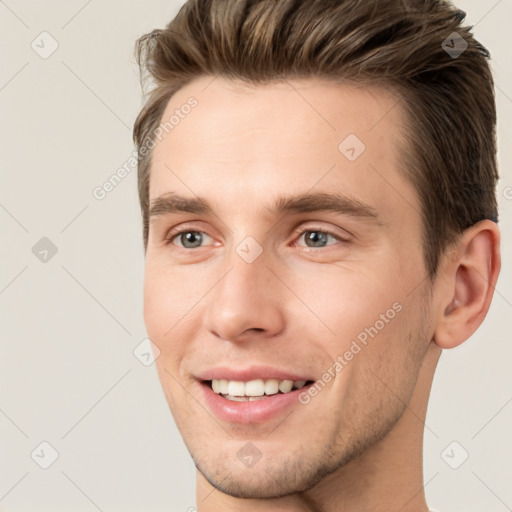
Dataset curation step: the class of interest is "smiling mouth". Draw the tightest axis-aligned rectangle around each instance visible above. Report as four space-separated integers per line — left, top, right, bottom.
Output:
204 378 315 401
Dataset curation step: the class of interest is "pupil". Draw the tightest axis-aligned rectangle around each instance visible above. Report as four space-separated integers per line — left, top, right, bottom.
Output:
182 231 202 248
306 231 327 247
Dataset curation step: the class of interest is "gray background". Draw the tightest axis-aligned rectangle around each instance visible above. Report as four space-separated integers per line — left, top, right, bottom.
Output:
0 1 510 511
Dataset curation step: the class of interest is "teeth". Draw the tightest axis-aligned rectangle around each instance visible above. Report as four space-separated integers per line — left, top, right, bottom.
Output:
210 378 309 398
224 395 267 402
264 379 279 395
278 380 293 393
245 379 265 396
227 381 245 396
218 379 229 394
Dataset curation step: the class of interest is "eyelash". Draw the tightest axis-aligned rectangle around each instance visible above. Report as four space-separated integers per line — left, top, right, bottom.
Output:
164 225 348 249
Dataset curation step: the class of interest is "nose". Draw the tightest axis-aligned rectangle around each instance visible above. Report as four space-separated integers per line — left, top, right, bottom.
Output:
202 249 286 342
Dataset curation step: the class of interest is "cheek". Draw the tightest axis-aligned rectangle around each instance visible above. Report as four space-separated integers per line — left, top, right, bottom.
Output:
143 276 166 338
143 258 185 325
290 270 397 346
142 263 183 349
143 263 205 371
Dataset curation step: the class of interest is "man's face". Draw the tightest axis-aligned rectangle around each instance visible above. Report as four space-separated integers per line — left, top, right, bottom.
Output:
144 77 436 498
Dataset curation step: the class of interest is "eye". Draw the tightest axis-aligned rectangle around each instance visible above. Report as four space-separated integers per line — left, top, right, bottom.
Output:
167 230 214 249
294 228 346 248
164 226 348 250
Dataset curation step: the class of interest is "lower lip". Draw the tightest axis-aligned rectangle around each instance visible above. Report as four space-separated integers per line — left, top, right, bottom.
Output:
198 381 312 424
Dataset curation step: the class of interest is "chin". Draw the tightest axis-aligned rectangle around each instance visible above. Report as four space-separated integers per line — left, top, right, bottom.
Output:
200 469 303 499
195 451 329 499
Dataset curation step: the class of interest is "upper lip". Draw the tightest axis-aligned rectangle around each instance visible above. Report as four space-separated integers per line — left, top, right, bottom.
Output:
196 366 314 382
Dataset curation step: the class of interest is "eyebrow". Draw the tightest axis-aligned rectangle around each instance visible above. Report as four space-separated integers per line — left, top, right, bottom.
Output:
149 191 381 224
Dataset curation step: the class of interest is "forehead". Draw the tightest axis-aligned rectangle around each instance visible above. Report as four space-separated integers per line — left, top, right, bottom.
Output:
149 76 419 223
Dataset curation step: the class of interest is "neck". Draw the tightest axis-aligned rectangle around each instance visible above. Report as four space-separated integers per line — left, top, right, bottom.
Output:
196 342 442 512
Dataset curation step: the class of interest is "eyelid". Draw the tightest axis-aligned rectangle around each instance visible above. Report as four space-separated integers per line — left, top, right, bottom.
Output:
164 221 210 240
291 221 352 240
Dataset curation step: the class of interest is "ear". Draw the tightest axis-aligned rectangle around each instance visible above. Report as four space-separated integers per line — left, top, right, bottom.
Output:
434 219 501 349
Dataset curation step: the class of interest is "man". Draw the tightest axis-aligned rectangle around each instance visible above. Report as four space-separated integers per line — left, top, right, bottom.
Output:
133 1 501 510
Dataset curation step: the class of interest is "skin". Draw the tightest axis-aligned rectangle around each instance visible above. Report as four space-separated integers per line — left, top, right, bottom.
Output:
143 76 501 512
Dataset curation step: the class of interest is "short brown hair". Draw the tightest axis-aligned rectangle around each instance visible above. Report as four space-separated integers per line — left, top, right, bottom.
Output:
133 0 498 277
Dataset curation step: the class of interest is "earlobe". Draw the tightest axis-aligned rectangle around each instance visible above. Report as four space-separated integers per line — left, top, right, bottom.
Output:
434 220 501 350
